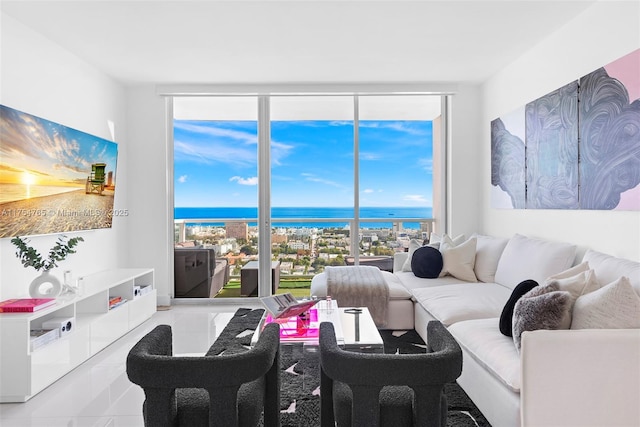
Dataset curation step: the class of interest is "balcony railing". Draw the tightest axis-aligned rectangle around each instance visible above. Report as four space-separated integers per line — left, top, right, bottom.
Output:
174 216 434 298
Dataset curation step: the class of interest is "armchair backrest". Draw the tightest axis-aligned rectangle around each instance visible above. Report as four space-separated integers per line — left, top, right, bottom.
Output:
127 323 281 426
319 320 462 427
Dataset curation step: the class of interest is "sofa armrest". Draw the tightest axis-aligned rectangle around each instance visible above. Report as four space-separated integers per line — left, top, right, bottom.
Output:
521 329 640 427
393 252 408 273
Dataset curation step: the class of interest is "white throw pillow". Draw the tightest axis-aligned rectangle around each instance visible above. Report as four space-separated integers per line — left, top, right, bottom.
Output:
582 249 640 295
439 237 478 282
430 233 465 246
545 261 590 283
402 239 422 272
473 234 509 283
546 269 600 300
494 234 576 290
571 276 640 329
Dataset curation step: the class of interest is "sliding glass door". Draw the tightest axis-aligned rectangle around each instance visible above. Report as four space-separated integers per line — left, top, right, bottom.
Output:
357 96 440 265
270 96 355 281
173 97 259 299
172 94 440 300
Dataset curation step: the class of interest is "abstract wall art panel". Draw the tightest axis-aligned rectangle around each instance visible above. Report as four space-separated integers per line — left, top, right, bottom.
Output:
491 106 526 209
525 81 579 209
490 48 640 211
0 105 119 238
578 49 640 211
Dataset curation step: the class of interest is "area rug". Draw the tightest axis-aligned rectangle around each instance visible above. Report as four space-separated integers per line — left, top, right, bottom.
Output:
212 308 491 427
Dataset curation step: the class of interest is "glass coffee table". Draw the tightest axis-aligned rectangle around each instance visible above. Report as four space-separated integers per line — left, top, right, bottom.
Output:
251 299 384 353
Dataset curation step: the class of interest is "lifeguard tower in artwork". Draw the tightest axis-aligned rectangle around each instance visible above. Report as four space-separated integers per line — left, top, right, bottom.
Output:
86 163 106 195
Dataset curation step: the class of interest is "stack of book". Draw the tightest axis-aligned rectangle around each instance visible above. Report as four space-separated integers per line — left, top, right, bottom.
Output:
108 296 127 310
0 298 56 313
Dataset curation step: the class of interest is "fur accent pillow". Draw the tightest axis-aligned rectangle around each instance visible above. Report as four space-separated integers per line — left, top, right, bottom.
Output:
571 276 640 329
499 279 539 337
512 283 573 352
411 246 443 278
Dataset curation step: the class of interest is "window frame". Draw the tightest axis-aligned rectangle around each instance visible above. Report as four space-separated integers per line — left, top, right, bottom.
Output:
168 89 450 300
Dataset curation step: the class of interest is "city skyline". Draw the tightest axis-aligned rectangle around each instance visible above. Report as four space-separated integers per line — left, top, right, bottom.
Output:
174 119 433 208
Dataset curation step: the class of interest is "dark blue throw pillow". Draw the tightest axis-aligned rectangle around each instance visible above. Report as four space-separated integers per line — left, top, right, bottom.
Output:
411 246 443 279
499 279 539 336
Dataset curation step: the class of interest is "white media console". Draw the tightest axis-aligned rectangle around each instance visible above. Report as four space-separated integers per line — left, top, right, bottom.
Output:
0 268 156 402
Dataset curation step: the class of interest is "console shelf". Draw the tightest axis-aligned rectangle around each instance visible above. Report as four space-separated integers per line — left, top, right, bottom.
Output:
0 268 155 402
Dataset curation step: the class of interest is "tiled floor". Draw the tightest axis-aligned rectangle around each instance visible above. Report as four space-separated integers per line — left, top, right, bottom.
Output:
0 302 259 427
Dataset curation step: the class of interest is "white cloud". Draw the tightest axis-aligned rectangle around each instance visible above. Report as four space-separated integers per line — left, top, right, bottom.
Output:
358 121 428 136
174 121 293 168
360 152 383 161
230 176 258 185
363 188 374 193
418 157 433 172
177 175 188 183
303 173 345 188
403 194 428 203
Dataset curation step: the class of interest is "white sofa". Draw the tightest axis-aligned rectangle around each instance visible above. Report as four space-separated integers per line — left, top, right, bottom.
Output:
396 233 640 427
312 233 640 427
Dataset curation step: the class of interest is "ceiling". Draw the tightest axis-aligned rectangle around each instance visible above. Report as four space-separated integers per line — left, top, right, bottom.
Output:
1 0 597 86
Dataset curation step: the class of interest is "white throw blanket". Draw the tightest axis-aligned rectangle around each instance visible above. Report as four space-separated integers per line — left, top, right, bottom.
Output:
325 265 389 327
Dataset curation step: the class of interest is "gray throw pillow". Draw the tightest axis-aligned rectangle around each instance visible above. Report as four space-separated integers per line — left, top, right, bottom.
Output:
512 283 573 352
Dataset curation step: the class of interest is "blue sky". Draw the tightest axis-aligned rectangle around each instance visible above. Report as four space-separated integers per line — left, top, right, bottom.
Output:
174 119 433 208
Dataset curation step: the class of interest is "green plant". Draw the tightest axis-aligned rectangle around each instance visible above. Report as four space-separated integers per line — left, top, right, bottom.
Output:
11 236 84 272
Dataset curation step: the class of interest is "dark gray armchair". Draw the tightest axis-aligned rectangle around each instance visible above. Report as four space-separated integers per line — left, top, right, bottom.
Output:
319 321 462 427
126 323 281 426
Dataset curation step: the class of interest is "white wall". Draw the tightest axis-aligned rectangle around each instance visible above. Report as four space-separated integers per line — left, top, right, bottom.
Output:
480 1 640 262
125 86 172 305
0 13 128 300
449 84 482 238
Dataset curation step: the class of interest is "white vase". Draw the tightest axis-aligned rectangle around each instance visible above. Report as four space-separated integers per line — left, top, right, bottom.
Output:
29 271 62 298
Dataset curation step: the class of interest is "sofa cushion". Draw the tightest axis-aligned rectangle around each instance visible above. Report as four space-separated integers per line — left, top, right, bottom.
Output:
546 269 600 300
401 239 423 272
412 283 511 326
545 261 590 282
499 279 539 337
430 233 465 246
571 276 640 329
582 249 640 296
494 234 576 290
512 284 573 352
449 318 522 393
439 237 478 282
411 246 443 278
394 271 464 291
473 234 509 283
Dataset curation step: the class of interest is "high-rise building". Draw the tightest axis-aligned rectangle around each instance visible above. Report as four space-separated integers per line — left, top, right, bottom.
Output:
272 234 288 244
226 222 248 240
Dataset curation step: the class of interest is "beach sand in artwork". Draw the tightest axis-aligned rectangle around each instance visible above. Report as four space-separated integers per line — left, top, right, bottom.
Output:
0 189 115 238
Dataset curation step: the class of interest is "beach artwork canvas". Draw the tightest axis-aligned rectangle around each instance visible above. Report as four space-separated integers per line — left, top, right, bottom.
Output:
0 105 118 238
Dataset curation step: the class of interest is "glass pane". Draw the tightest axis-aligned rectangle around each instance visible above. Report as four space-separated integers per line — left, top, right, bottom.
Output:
173 96 259 299
270 96 355 296
358 95 439 253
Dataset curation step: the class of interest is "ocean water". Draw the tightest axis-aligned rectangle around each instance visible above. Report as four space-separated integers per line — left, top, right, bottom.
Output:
175 206 432 229
0 183 82 204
